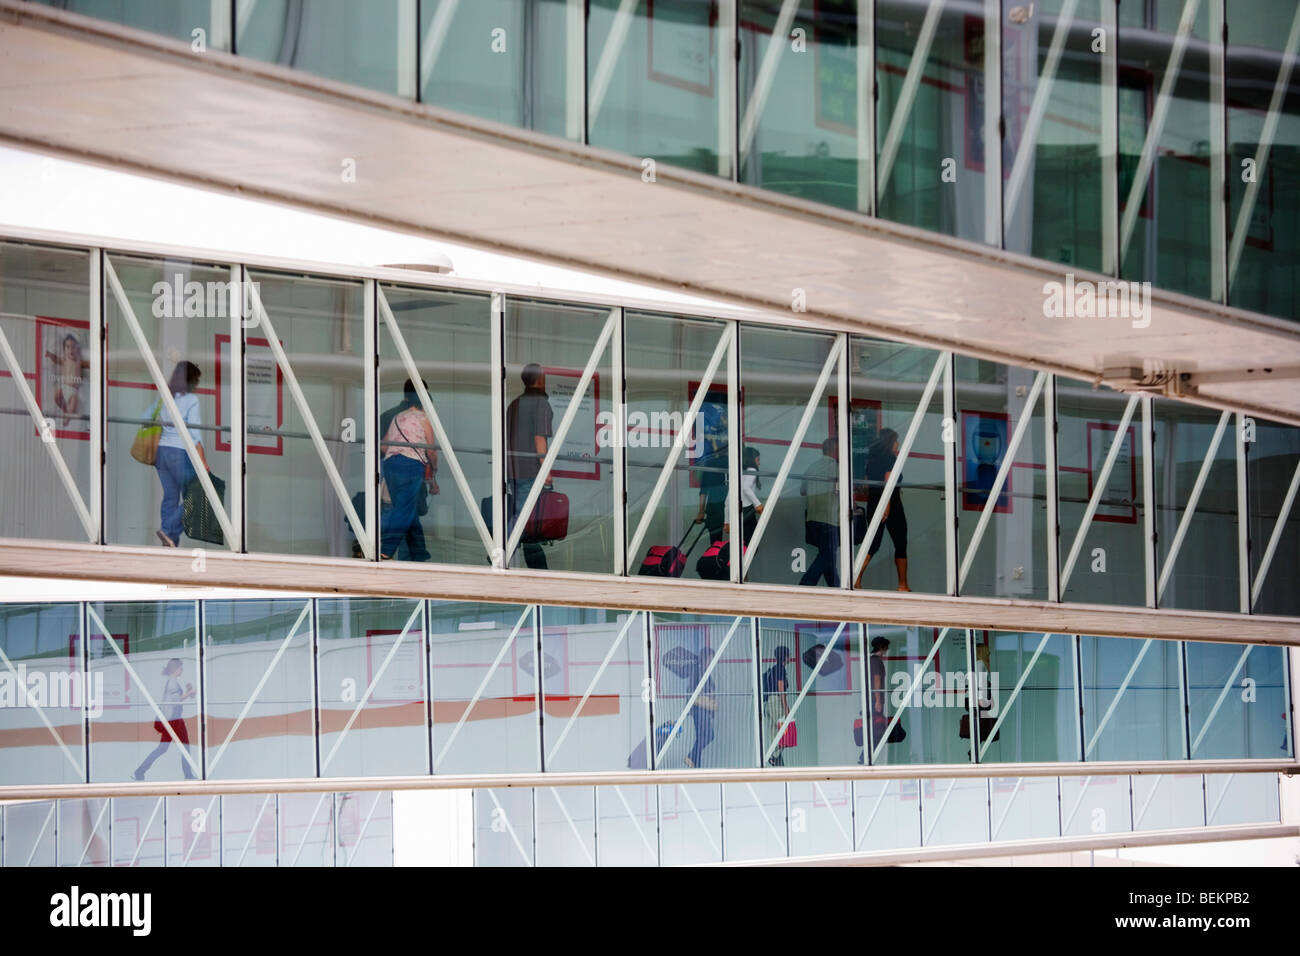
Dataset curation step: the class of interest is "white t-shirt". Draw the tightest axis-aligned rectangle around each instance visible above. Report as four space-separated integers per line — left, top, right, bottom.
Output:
741 467 762 508
157 392 201 449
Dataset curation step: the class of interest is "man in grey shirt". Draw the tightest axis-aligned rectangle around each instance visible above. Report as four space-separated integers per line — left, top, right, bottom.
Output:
506 363 554 569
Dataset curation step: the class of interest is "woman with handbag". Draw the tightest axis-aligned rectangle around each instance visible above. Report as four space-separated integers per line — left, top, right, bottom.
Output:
152 361 207 548
855 429 910 591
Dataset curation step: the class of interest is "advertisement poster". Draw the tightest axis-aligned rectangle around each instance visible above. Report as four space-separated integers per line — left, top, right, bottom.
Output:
1087 422 1138 524
34 316 91 441
215 334 284 455
962 410 1011 513
544 367 600 480
648 0 714 95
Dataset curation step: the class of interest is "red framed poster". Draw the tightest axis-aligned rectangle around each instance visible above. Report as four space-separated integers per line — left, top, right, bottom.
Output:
543 367 600 481
1086 421 1138 525
33 316 91 441
364 628 425 705
961 409 1012 514
214 333 284 456
647 0 716 97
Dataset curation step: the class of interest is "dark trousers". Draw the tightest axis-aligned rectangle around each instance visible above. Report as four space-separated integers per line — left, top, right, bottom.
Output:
800 521 840 587
867 491 908 558
688 705 714 767
379 455 426 558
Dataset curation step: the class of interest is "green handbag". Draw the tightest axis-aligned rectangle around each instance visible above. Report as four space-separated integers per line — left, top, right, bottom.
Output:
130 400 163 465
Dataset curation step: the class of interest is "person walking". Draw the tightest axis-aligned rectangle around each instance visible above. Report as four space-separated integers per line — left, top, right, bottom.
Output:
132 657 196 780
506 363 554 569
379 379 437 561
855 429 910 590
799 438 840 587
762 646 793 766
153 361 206 548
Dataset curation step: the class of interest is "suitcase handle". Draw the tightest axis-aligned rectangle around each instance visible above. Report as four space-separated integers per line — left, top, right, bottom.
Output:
679 519 708 558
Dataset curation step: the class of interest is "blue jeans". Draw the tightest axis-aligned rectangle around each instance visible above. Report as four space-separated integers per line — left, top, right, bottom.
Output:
380 455 426 558
800 521 840 587
155 445 195 543
508 477 548 569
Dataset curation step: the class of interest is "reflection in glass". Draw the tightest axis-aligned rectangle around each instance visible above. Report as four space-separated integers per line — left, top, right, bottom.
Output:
34 0 231 48
1246 419 1300 616
1186 641 1292 760
0 603 85 786
0 242 93 544
1080 635 1181 761
244 269 366 559
203 599 315 780
651 613 754 770
979 630 1078 764
87 601 200 783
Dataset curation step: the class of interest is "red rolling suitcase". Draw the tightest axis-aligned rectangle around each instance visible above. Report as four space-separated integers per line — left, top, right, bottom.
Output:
527 487 569 543
638 521 707 577
696 539 743 580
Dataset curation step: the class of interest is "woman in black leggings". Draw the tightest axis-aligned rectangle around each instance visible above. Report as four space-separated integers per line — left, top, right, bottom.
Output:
855 429 910 591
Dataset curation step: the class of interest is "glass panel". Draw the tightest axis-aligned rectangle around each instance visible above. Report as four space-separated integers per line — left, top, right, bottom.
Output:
955 357 1049 600
1080 635 1182 761
739 0 865 211
1056 380 1146 606
166 794 219 866
1118 0 1219 300
876 0 995 243
336 791 394 867
788 780 854 857
650 613 755 770
1186 642 1292 759
866 625 968 765
920 778 989 846
220 793 280 866
1246 419 1300 616
278 792 335 867
658 782 723 865
203 598 315 780
624 311 731 582
1060 774 1132 835
429 602 538 774
105 254 235 550
504 298 614 574
238 0 414 96
1002 0 1107 270
587 0 728 177
34 0 232 49
87 600 200 783
988 777 1059 841
0 602 85 786
57 798 109 866
0 242 92 544
420 0 573 138
1205 772 1281 825
317 597 427 777
377 285 493 566
111 795 165 867
539 606 646 772
722 780 787 861
595 784 658 866
1153 400 1239 612
5 800 57 867
1226 0 1300 321
979 630 1079 763
850 337 946 594
1131 774 1204 831
536 787 597 866
474 788 535 866
740 325 841 587
758 619 864 767
852 779 920 850
244 269 366 559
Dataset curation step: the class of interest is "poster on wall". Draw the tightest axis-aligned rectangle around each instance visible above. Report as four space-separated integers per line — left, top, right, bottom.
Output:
545 367 600 480
962 410 1011 513
813 0 857 135
688 381 730 490
1086 422 1138 524
34 316 91 441
364 629 424 705
215 334 284 456
648 0 714 96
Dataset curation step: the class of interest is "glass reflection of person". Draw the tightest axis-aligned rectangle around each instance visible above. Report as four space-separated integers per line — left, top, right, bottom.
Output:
684 641 716 769
855 428 910 591
45 332 89 426
154 361 207 548
799 438 840 587
379 378 438 561
868 636 890 752
133 658 196 781
762 647 792 766
506 363 553 570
